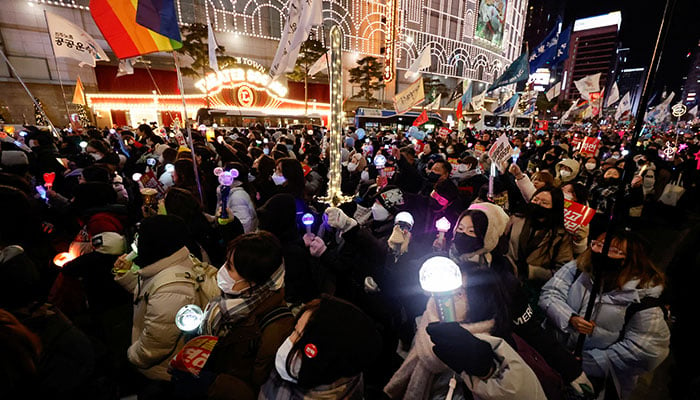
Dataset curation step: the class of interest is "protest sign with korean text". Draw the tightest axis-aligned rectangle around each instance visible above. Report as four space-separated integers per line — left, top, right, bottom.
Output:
563 200 595 234
488 133 514 172
579 137 600 157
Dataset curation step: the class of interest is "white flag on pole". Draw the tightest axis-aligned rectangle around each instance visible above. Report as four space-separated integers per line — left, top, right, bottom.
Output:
425 93 441 110
116 58 135 77
208 24 219 73
689 104 698 118
574 73 601 101
545 82 561 101
45 11 109 67
471 91 485 110
404 45 432 80
308 51 329 76
605 82 620 107
561 101 577 121
615 92 631 119
269 0 323 79
646 92 675 122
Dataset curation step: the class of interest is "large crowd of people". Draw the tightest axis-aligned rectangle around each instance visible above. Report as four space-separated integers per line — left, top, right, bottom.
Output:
0 118 698 400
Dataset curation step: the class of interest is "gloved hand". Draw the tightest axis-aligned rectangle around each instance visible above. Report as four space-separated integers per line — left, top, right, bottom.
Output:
570 371 594 396
426 322 496 378
387 225 411 255
325 207 358 234
308 236 327 257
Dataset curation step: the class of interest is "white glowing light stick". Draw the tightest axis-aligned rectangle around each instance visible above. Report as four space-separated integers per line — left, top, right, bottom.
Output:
419 256 462 322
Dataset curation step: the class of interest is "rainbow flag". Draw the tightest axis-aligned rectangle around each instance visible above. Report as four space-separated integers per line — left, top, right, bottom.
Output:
90 0 182 59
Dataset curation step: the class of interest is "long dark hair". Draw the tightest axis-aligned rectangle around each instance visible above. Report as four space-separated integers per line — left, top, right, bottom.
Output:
463 268 511 339
277 158 305 198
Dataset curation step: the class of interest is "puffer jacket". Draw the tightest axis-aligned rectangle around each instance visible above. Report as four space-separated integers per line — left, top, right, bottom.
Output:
115 247 198 380
538 262 670 399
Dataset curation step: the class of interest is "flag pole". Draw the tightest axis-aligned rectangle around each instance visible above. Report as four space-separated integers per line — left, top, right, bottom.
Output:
172 52 205 205
43 10 72 126
0 47 59 136
574 0 676 358
140 58 178 126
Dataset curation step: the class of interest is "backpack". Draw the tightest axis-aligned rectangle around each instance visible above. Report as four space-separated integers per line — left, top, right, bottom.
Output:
143 254 220 309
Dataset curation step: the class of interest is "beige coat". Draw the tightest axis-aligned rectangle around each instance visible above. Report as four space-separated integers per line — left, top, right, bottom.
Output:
116 246 197 381
507 216 574 281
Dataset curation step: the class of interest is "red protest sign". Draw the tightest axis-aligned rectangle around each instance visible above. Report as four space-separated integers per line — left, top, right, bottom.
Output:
563 200 595 234
571 136 582 151
579 137 600 157
439 127 451 138
169 335 219 377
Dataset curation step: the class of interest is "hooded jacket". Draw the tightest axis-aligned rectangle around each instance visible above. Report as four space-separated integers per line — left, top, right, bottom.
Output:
115 246 198 380
539 262 670 399
555 158 581 186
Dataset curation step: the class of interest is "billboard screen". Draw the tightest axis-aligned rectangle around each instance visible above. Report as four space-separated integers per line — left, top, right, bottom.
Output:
475 0 507 48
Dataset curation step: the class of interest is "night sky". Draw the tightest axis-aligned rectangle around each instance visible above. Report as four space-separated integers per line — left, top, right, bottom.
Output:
564 0 698 98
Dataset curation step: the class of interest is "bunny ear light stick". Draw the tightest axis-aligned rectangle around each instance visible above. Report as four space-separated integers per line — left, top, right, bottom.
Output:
214 167 238 223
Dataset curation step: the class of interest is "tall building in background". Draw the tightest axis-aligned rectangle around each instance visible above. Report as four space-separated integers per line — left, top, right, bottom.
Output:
681 40 700 106
522 0 565 51
561 11 621 101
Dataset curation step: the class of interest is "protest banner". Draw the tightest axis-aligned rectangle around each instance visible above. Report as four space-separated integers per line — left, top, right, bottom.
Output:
563 200 595 234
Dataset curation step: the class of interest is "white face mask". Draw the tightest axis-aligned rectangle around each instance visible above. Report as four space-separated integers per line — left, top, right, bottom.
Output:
563 192 574 201
90 153 103 161
272 173 286 186
347 162 358 172
275 337 301 383
643 176 654 188
216 265 240 295
585 163 596 171
360 170 370 182
559 170 572 178
371 202 391 221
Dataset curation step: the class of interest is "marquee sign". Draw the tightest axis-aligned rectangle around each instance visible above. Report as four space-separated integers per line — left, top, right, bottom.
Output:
195 67 288 98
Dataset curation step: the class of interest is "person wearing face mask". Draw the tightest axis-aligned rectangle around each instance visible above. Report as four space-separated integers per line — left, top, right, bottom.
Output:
577 157 601 189
341 152 368 196
367 186 406 240
198 232 294 400
450 203 593 398
507 187 574 282
260 295 381 399
554 158 580 187
539 231 669 400
539 148 560 176
385 267 546 400
589 167 643 238
452 156 487 203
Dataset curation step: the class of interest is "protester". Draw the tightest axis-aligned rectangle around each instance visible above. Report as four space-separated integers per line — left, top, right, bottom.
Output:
539 230 670 399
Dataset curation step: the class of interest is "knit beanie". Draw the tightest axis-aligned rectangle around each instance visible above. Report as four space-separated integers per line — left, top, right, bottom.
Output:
375 185 404 214
296 295 381 389
466 202 509 255
134 215 190 267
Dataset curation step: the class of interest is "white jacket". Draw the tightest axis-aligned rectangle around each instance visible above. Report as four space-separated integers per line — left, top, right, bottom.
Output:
221 185 258 233
116 247 197 381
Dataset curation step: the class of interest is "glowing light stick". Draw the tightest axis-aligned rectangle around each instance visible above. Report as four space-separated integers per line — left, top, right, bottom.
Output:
43 172 55 190
318 26 353 207
488 161 496 200
53 251 76 268
79 141 88 152
435 216 451 246
302 213 314 234
419 256 462 322
175 304 204 332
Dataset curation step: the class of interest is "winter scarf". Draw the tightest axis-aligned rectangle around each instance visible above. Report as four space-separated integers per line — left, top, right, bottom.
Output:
384 297 495 400
200 266 285 336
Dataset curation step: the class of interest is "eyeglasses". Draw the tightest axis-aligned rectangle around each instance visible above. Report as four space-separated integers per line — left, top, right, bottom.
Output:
590 240 626 258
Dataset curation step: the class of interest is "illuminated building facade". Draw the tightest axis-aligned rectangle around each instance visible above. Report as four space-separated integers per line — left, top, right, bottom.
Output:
1 0 526 127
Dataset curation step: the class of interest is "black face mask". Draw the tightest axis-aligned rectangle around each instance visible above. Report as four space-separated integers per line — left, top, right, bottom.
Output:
453 232 484 255
427 172 441 183
528 203 554 226
591 251 625 273
603 177 620 186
